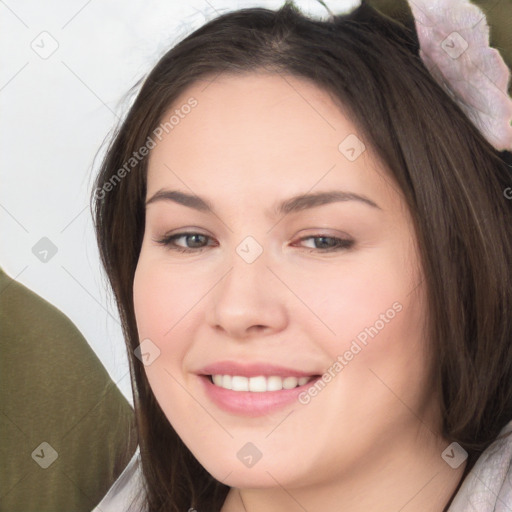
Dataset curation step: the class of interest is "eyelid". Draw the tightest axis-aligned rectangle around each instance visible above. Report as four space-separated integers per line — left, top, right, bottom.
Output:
293 234 355 252
153 231 216 251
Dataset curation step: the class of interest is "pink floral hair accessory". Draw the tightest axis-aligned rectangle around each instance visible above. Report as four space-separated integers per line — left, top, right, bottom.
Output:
407 0 512 151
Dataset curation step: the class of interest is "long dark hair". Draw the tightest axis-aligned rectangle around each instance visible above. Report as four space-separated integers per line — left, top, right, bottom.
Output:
92 1 512 510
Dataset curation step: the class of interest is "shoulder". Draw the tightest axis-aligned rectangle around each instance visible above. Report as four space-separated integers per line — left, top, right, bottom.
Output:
448 419 512 511
92 446 145 512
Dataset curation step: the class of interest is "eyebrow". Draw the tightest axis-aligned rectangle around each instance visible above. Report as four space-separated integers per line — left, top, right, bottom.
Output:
145 189 381 216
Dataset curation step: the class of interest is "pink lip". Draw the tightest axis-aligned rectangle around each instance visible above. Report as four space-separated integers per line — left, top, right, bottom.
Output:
198 375 321 417
195 361 322 417
196 361 319 378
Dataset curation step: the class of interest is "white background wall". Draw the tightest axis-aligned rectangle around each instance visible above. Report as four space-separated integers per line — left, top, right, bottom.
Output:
0 0 359 405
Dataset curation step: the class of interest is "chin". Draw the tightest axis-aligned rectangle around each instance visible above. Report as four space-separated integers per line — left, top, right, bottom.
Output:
190 443 311 489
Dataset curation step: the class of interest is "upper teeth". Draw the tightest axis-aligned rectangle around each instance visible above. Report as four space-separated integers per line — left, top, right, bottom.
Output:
211 375 313 392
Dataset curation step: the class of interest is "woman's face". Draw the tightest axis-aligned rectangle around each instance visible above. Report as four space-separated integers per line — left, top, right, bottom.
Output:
133 72 436 490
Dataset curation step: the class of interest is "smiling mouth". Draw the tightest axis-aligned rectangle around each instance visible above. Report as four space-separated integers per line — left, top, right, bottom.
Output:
207 374 320 392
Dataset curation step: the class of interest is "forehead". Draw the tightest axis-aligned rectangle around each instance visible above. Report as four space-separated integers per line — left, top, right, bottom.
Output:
146 72 395 207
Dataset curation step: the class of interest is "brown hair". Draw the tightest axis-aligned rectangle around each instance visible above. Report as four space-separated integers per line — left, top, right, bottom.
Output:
92 1 512 510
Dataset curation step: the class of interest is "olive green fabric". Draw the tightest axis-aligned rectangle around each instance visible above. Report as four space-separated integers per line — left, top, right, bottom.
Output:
0 267 137 512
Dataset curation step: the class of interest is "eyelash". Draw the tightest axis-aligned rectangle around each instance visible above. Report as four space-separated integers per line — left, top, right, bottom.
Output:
154 232 355 253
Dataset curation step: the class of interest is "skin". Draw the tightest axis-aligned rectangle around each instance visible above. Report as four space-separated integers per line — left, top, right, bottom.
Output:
132 72 466 511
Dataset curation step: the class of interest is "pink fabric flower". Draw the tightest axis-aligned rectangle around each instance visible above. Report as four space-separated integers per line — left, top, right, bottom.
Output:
407 0 512 150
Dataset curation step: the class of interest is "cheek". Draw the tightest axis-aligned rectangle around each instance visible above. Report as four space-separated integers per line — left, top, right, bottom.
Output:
132 252 226 400
296 254 430 431
133 256 205 343
288 242 429 402
288 262 431 473
132 257 198 420
132 257 197 399
286 250 422 353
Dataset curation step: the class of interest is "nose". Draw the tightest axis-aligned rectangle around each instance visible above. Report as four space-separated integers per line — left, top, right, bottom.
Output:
205 247 289 340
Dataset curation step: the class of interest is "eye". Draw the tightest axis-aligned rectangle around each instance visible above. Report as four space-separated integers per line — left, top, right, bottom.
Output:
294 235 354 252
153 232 354 254
154 232 216 253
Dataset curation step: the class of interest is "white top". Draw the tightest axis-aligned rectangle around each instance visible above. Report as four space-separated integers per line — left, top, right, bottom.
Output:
92 420 512 511
91 447 144 512
448 419 512 511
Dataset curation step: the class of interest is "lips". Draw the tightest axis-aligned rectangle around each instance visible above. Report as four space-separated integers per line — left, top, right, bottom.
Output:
196 361 322 416
196 361 320 378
